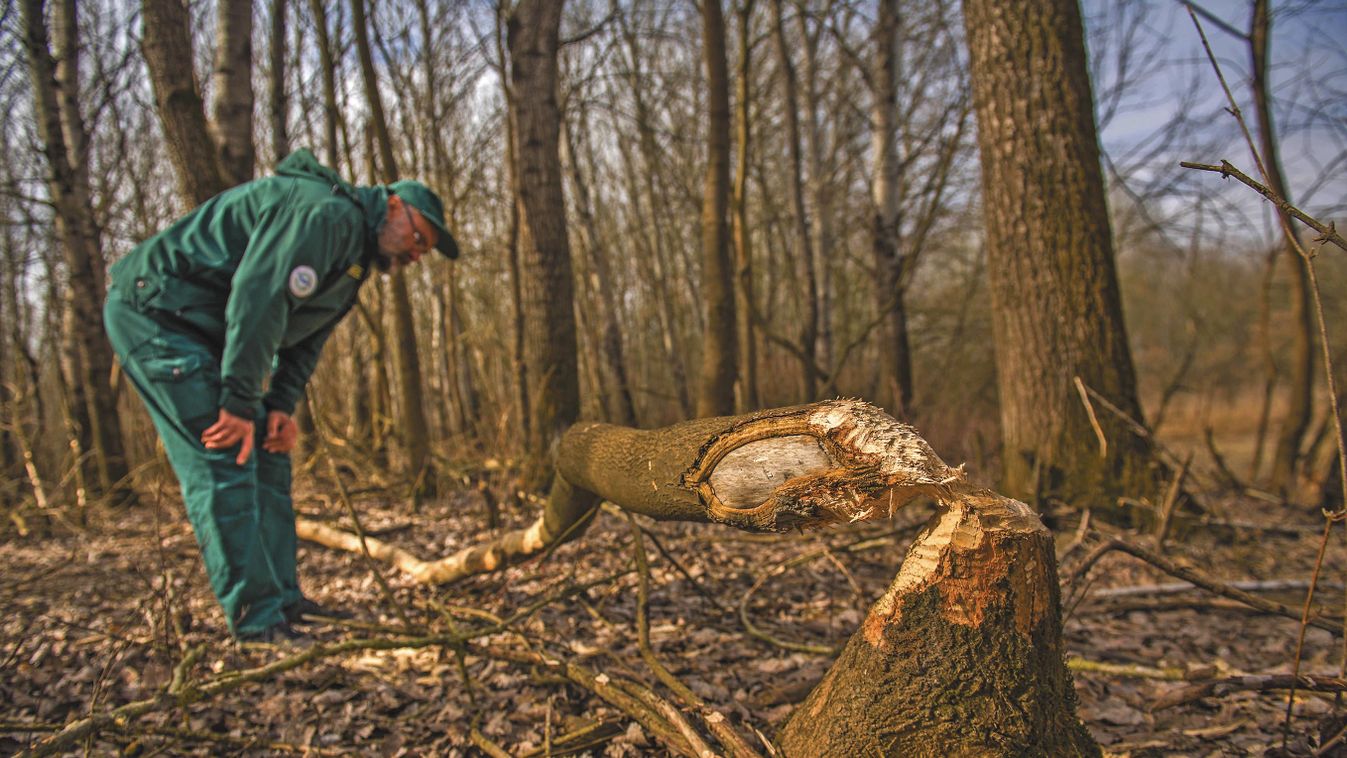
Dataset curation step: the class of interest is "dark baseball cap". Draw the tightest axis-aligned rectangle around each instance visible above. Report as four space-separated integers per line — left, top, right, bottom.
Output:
389 180 459 259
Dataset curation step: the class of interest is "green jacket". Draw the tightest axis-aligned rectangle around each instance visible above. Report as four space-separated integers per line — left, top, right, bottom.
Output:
109 150 386 419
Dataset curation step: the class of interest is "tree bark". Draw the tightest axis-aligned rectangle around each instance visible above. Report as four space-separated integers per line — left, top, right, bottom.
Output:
23 0 133 504
212 0 255 185
1254 0 1314 493
778 488 1099 756
868 0 914 418
350 0 435 492
267 0 289 163
770 0 820 400
508 0 579 483
963 0 1162 512
140 0 229 207
564 108 638 427
732 0 759 412
696 0 738 418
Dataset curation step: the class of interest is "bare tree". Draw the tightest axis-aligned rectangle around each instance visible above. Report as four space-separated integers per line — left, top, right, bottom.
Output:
349 0 436 492
696 0 739 418
963 0 1163 511
508 0 580 479
139 0 228 206
21 0 133 504
212 0 255 184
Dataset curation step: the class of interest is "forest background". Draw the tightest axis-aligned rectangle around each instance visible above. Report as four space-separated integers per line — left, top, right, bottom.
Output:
3 0 1347 753
0 0 1344 508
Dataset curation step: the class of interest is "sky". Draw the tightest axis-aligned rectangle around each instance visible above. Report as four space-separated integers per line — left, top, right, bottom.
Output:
1084 0 1347 250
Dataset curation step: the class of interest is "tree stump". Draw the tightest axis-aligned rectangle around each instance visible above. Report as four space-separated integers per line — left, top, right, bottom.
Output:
778 487 1098 756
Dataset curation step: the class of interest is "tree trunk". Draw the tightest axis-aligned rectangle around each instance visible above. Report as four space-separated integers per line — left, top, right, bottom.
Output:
799 7 833 382
140 0 229 207
770 0 819 400
564 107 638 427
508 0 580 484
24 0 133 504
350 0 435 492
696 0 738 418
778 488 1098 756
869 0 914 418
616 7 693 417
495 3 531 453
733 0 759 412
1254 0 1314 493
212 0 255 185
963 0 1162 512
308 0 341 168
267 0 289 163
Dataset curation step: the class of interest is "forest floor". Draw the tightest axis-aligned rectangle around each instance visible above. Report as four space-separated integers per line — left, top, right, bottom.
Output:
2 470 1345 756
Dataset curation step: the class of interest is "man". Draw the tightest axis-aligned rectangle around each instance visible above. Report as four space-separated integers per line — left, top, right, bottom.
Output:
104 149 457 645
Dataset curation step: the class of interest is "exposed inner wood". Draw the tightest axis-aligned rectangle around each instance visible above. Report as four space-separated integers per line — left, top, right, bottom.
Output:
706 434 833 508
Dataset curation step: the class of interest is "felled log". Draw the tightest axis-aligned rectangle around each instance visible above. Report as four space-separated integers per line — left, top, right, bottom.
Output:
302 400 959 583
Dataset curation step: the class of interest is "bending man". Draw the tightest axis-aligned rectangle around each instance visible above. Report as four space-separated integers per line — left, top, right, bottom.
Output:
104 149 457 645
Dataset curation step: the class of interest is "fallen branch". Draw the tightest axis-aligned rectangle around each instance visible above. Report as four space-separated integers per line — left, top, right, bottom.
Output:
1066 538 1342 635
302 401 960 584
1153 674 1347 711
1066 656 1187 681
1091 579 1342 600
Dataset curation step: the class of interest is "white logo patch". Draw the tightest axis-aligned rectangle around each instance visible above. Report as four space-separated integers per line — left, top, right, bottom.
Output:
288 265 318 298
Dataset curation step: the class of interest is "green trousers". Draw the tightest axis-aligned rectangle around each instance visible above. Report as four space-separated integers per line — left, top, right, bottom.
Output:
104 292 299 636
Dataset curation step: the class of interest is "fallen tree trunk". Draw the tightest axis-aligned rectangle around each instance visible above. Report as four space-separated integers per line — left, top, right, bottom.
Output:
302 400 960 583
301 399 1097 754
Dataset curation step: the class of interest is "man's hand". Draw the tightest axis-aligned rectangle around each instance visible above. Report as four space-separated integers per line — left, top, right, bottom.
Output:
202 409 255 465
263 411 299 454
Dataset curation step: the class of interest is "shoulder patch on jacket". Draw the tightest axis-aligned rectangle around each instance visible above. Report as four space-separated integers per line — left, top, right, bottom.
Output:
289 265 318 298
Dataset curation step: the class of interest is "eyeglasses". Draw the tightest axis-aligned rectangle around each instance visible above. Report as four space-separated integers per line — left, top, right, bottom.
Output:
402 204 427 251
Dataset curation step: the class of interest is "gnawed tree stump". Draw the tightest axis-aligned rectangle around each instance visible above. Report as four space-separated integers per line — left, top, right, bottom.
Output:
778 488 1098 756
299 399 1097 754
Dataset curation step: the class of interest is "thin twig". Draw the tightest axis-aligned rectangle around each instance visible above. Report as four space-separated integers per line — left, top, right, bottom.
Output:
1179 162 1346 252
1066 537 1342 635
1074 376 1107 458
1153 674 1347 711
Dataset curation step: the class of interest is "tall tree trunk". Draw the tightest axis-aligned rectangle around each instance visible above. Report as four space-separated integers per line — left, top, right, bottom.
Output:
212 0 255 185
733 0 759 412
564 108 638 427
869 0 913 417
140 0 229 206
268 0 289 163
508 0 579 484
308 0 341 168
496 2 531 453
1254 0 1314 493
696 0 738 418
350 0 435 492
615 5 693 418
799 5 833 379
23 0 133 504
770 0 819 400
963 0 1162 512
